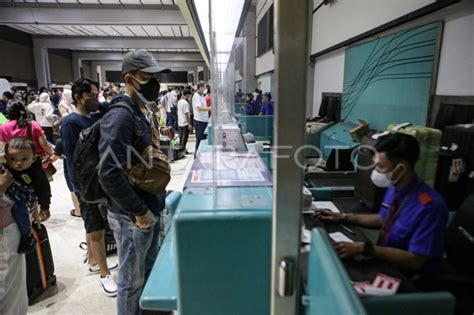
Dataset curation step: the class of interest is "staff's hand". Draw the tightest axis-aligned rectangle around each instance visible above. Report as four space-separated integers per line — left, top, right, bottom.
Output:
335 242 364 258
313 209 346 223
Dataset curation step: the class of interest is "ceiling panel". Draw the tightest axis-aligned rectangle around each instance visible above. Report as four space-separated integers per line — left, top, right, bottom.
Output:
36 0 60 2
57 25 84 36
161 0 175 4
142 25 161 36
57 0 81 3
128 26 149 37
37 25 68 35
10 25 47 35
97 25 121 36
111 25 135 36
140 0 162 4
120 0 141 3
98 0 121 3
69 25 92 36
171 25 182 37
180 25 189 37
78 0 100 3
157 25 174 37
6 22 190 38
77 25 105 36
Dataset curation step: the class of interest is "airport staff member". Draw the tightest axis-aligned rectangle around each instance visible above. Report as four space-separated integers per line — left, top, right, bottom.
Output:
315 133 448 274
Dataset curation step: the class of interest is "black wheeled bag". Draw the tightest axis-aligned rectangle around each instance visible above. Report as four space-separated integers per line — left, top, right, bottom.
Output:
173 144 186 161
26 222 57 305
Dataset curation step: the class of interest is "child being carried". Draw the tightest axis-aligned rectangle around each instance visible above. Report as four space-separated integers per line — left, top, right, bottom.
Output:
3 137 52 253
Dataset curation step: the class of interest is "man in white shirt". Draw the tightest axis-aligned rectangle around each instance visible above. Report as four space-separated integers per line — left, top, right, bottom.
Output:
156 91 166 126
27 92 56 143
192 82 211 157
177 89 193 154
166 87 178 130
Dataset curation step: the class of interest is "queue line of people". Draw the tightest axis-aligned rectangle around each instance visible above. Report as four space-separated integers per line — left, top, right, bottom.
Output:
0 50 180 315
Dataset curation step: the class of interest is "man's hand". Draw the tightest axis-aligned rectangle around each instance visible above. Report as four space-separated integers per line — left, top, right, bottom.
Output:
0 169 13 195
313 209 346 223
135 210 156 230
335 242 364 258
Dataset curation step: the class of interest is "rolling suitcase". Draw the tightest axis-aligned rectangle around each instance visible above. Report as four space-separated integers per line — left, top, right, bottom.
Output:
387 123 442 187
26 222 57 305
160 139 173 162
173 144 186 161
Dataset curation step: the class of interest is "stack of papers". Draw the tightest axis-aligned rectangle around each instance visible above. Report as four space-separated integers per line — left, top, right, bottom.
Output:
328 232 353 243
311 201 340 213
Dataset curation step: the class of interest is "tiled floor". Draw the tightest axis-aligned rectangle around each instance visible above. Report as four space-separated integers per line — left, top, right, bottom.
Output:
27 141 195 315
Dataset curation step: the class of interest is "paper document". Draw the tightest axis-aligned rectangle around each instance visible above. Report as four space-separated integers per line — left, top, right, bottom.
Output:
311 201 340 213
352 273 400 296
329 232 354 243
301 227 312 243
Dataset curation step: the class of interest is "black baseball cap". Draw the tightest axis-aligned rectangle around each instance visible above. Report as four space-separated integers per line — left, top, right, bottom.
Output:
122 49 171 75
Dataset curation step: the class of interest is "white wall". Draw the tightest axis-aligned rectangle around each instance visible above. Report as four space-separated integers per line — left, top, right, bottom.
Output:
255 50 274 76
257 73 272 94
312 49 345 116
255 0 275 77
436 10 474 95
311 1 474 116
311 0 435 54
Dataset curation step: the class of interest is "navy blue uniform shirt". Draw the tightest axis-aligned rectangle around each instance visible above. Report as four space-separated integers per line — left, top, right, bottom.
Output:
379 175 448 273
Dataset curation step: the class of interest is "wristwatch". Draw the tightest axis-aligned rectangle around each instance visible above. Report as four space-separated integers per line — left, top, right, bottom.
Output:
362 241 374 257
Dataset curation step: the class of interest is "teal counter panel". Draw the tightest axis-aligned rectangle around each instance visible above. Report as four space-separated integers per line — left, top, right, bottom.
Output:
140 226 177 311
178 186 273 213
237 115 273 142
174 211 272 315
173 186 273 315
307 228 366 315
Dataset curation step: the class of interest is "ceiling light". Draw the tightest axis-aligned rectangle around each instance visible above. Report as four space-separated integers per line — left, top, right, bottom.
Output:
194 0 246 69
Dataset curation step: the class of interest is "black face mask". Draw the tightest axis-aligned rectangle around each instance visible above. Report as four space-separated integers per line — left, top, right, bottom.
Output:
84 97 99 113
133 77 160 103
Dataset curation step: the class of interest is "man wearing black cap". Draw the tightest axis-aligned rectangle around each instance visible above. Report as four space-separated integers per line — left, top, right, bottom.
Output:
98 49 169 315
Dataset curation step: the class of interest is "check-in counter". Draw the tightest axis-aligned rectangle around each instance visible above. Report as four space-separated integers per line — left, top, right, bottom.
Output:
305 228 455 315
140 144 274 314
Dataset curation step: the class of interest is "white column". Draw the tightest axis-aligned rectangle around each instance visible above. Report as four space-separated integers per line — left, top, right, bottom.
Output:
33 45 51 89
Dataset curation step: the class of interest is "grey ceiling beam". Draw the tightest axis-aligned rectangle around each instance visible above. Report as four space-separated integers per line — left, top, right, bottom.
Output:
34 36 198 50
0 5 184 25
72 51 204 62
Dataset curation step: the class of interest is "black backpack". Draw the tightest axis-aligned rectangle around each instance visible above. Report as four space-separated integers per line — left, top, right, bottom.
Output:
73 102 133 203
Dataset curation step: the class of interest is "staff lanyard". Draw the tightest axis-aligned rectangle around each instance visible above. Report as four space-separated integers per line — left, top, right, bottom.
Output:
377 179 422 246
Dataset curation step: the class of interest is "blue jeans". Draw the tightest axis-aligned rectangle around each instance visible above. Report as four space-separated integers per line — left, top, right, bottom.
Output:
107 212 160 315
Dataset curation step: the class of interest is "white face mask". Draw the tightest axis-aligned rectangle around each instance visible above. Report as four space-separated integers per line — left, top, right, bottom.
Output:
203 89 208 95
370 164 404 188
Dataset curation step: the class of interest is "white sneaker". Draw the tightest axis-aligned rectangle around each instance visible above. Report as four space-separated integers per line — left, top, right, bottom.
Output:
86 262 119 275
99 275 117 297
